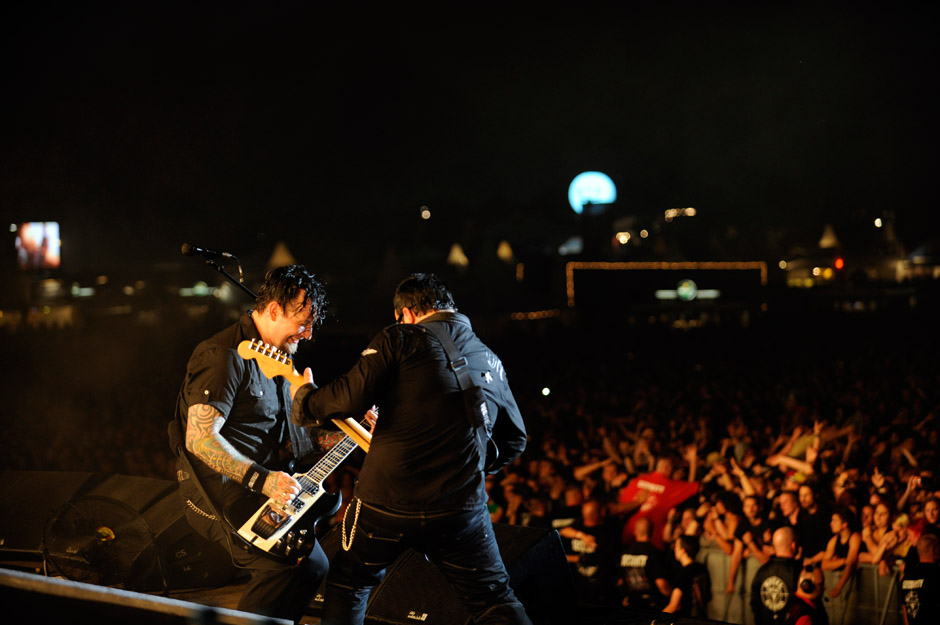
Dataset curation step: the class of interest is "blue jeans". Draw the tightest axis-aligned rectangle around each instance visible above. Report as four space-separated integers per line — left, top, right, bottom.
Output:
321 501 532 625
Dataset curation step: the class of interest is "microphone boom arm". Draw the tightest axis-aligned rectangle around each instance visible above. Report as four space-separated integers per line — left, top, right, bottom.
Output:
198 254 256 300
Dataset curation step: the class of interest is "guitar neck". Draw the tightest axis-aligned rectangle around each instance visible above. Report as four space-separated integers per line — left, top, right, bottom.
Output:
296 417 370 491
283 370 305 387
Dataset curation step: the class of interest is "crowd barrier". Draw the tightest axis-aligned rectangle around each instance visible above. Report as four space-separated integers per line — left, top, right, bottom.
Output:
695 547 902 625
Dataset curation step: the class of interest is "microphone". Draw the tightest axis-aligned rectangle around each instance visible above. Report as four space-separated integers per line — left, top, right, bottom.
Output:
181 243 233 259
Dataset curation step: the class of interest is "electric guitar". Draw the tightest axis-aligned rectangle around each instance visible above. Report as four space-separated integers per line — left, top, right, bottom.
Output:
223 339 373 562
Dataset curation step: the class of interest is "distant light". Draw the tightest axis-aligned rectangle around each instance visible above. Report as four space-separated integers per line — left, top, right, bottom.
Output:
515 262 524 282
179 281 211 297
558 236 583 256
834 257 844 270
122 286 135 296
665 207 696 222
654 279 720 301
874 218 882 228
568 171 616 215
71 283 95 297
823 268 833 279
217 282 236 303
510 309 560 320
615 232 631 245
541 387 551 397
676 279 698 301
812 267 821 276
420 206 431 220
8 223 16 232
778 260 788 270
497 240 514 262
447 243 469 267
640 229 649 238
96 275 109 285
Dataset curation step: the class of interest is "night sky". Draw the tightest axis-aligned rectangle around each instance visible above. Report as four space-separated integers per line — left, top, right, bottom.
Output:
2 3 936 286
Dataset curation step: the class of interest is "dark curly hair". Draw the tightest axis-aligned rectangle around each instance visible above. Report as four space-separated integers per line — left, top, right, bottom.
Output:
255 264 327 329
393 273 457 318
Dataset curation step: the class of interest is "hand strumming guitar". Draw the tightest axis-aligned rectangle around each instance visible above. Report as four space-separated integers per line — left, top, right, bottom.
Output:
263 470 302 507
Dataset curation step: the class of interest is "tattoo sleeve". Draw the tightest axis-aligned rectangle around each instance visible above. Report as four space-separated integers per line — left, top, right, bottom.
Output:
185 403 250 482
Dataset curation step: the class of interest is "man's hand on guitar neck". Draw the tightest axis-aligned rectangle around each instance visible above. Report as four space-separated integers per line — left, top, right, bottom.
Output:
289 367 316 401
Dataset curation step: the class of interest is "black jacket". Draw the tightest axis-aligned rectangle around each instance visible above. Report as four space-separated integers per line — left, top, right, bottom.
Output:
750 556 802 624
292 312 527 511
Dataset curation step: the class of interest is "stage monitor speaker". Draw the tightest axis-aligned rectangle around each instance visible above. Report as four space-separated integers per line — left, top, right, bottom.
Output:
141 483 238 591
0 470 101 560
84 474 236 592
308 522 574 625
4 471 236 593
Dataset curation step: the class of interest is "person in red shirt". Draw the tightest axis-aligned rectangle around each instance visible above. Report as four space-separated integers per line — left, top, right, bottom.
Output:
612 446 699 548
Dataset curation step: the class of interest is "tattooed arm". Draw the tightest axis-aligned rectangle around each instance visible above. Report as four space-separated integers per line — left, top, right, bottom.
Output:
185 403 300 505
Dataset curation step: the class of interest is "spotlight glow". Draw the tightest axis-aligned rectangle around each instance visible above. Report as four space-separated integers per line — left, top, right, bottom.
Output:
568 171 616 215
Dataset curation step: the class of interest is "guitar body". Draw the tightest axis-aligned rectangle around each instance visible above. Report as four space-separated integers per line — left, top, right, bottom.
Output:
229 340 374 562
224 481 341 563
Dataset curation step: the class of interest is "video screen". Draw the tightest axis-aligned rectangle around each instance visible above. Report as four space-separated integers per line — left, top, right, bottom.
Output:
15 222 61 270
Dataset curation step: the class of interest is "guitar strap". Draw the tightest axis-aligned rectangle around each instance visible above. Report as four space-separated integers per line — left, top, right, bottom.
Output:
418 323 492 434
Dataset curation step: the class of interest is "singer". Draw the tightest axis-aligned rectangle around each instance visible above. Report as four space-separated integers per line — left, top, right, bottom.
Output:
169 265 333 624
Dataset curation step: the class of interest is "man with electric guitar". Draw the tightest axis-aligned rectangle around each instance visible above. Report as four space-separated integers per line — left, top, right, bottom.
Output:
290 273 533 625
170 264 334 624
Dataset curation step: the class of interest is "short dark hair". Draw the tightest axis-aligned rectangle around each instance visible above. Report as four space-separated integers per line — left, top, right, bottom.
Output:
255 265 327 329
832 505 859 533
393 273 456 317
716 490 743 516
677 534 700 559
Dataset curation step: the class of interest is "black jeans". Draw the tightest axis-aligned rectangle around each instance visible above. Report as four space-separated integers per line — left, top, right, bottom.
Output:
321 501 532 625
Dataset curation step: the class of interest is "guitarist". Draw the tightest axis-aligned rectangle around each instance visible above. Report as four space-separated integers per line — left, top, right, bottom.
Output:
172 265 331 624
290 273 533 625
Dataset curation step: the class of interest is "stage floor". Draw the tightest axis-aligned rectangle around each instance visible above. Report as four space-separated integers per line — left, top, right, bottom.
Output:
2 565 714 625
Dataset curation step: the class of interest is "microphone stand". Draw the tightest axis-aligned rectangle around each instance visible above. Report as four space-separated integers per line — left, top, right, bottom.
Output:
201 256 256 300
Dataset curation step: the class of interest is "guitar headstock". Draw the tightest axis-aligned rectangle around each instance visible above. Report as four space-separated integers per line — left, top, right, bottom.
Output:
237 339 304 386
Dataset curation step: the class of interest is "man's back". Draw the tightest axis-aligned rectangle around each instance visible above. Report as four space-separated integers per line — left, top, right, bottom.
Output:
901 561 940 625
619 540 669 609
296 311 526 512
751 556 802 625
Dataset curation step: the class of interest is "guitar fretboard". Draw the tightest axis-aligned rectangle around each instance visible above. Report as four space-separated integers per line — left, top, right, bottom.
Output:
296 420 365 493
